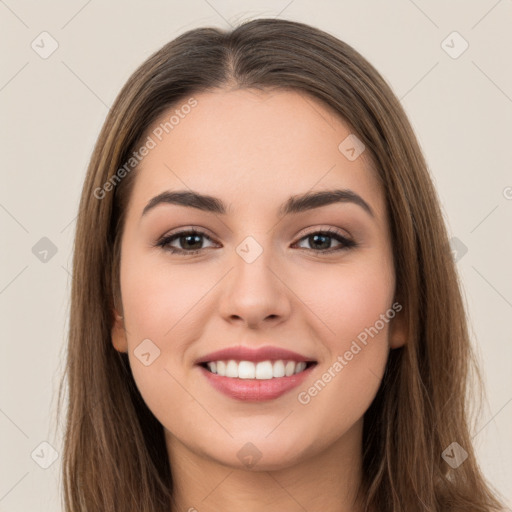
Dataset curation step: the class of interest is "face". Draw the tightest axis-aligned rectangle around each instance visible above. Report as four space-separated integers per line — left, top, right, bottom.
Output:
111 88 406 471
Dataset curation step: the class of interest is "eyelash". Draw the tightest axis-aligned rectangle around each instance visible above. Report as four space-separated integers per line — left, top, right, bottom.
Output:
155 227 357 256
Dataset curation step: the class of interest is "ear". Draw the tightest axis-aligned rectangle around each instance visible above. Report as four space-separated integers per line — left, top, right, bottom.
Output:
388 302 407 349
111 310 128 353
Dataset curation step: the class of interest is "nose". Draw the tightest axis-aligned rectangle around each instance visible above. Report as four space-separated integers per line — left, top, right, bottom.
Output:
217 242 292 329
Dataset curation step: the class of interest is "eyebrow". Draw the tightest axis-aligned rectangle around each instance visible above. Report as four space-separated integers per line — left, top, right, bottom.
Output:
141 188 374 218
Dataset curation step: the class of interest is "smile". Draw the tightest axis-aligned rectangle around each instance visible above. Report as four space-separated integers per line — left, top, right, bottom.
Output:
195 345 317 401
201 359 314 379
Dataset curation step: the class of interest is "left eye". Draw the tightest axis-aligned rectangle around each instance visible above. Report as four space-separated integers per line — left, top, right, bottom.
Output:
156 228 356 255
293 230 356 252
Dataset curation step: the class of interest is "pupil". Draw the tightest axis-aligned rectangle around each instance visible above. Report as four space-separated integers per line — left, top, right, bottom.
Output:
311 234 330 250
183 234 202 250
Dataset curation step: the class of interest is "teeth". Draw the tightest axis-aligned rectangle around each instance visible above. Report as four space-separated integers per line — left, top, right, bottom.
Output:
238 360 255 379
205 359 310 379
216 361 225 375
295 361 306 374
273 360 285 378
226 360 238 378
285 360 295 376
255 361 272 379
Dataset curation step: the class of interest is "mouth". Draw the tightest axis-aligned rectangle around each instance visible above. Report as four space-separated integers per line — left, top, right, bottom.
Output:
195 345 318 401
199 359 317 379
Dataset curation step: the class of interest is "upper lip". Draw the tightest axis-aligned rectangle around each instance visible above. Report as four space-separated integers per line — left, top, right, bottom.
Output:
195 345 316 364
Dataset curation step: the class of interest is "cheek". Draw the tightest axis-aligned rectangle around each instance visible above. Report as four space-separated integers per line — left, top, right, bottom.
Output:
298 255 395 343
291 256 394 413
118 249 219 417
119 255 202 432
290 267 394 447
120 251 210 341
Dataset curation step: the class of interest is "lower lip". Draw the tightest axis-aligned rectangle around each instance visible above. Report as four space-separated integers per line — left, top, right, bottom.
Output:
198 364 316 401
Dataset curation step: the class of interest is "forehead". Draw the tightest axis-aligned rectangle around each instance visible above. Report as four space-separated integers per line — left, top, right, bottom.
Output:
129 88 385 218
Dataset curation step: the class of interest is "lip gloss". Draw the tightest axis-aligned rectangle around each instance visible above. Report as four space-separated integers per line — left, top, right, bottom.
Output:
199 364 315 401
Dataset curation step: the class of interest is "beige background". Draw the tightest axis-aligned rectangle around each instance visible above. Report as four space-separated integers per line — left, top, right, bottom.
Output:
1 0 511 510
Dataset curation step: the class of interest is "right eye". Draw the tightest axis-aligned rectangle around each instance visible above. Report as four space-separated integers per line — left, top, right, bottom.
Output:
156 229 218 255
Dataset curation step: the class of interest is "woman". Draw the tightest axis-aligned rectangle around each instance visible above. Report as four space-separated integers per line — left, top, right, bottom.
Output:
58 18 506 511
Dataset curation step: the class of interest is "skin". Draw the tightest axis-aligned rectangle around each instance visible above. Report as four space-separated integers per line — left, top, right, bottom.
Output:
111 88 407 512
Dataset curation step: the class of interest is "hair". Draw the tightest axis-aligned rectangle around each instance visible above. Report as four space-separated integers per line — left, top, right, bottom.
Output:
58 17 505 512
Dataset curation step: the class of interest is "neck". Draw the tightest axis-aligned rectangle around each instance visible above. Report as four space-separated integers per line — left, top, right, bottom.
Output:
166 420 365 512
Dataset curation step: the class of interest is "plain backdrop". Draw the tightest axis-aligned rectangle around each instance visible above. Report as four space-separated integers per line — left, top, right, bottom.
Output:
1 1 511 510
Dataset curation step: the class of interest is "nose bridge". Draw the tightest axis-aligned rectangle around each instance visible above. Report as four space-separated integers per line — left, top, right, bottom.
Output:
218 233 291 327
234 235 275 289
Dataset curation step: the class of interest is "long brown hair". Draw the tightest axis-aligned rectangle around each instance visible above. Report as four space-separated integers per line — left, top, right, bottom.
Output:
58 18 505 511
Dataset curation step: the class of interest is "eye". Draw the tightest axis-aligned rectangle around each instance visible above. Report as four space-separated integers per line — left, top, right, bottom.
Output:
155 229 218 255
293 228 356 254
155 227 356 255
